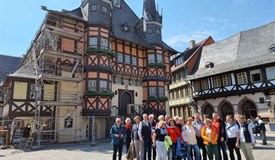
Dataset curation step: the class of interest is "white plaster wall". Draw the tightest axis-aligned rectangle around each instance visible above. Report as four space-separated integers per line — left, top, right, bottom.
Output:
196 92 273 120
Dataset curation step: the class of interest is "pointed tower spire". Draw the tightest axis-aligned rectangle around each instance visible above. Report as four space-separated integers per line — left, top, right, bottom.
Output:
143 0 158 22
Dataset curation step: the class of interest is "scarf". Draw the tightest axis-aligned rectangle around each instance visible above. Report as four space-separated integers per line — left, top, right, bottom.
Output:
125 124 131 130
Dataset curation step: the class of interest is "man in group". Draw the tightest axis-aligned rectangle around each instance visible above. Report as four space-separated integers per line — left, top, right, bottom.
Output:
212 112 228 160
174 116 183 132
255 116 267 145
225 115 241 160
110 118 125 160
165 115 171 127
237 115 256 160
139 113 152 160
193 113 207 160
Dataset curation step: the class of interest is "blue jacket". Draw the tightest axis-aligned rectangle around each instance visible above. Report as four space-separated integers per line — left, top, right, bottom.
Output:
110 124 125 145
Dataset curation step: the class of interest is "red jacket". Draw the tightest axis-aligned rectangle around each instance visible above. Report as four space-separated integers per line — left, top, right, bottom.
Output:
167 126 183 143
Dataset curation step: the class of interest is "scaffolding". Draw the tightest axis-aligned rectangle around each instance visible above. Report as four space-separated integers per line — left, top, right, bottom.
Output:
29 12 84 147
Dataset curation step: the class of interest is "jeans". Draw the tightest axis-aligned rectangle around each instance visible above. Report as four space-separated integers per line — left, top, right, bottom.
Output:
205 144 220 160
187 144 200 160
113 140 123 160
227 137 241 160
156 141 167 160
134 139 142 160
218 140 228 160
170 142 182 160
143 139 152 160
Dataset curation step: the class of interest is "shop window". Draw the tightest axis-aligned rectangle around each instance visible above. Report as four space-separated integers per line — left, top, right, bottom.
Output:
250 69 262 83
237 72 248 84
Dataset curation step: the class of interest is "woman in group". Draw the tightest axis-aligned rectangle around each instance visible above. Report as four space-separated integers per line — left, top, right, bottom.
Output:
167 119 183 160
182 117 200 160
131 116 142 160
201 119 219 160
153 121 167 160
125 118 132 152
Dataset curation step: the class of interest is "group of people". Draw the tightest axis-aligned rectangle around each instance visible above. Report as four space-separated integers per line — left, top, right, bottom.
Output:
110 112 266 160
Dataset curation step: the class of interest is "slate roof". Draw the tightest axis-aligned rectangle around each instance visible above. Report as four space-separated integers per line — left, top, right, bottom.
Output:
0 55 22 83
189 21 275 80
61 0 176 52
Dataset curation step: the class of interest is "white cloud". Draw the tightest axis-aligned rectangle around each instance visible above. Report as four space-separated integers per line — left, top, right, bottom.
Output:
202 17 228 23
165 30 217 50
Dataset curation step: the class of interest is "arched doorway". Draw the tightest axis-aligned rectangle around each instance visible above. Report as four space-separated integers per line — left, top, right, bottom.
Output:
241 100 257 119
202 103 214 119
221 102 234 120
119 91 133 116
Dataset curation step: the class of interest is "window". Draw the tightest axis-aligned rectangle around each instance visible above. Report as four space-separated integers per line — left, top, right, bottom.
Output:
30 84 36 99
148 54 155 63
123 79 129 85
184 87 189 97
115 78 122 84
147 28 153 34
117 52 123 63
159 87 165 97
213 76 221 88
100 80 108 91
266 66 275 80
149 87 157 97
201 79 209 90
91 5 97 12
89 37 97 48
250 69 262 82
193 81 200 91
88 80 97 92
112 0 120 7
137 81 142 86
175 56 184 66
131 80 136 86
100 38 109 49
132 56 137 65
169 92 174 100
175 90 179 99
222 74 231 86
156 54 163 63
156 29 160 35
102 7 107 14
180 88 184 97
125 54 130 64
205 62 214 69
237 72 248 84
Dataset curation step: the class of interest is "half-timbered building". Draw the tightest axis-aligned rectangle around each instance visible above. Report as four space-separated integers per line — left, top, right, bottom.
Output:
169 37 214 119
0 0 176 143
189 22 275 122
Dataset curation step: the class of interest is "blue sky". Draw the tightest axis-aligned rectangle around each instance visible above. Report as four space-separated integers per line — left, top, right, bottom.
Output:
0 0 274 57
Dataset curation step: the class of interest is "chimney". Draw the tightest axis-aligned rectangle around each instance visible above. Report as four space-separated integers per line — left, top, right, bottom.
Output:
189 40 196 49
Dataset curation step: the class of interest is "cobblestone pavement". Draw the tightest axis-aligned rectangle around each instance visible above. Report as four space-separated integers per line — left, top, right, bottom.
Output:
1 133 275 160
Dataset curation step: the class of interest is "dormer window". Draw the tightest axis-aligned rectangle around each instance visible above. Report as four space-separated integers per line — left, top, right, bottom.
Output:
113 0 121 8
102 7 108 14
205 62 214 69
91 5 97 12
270 45 275 54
